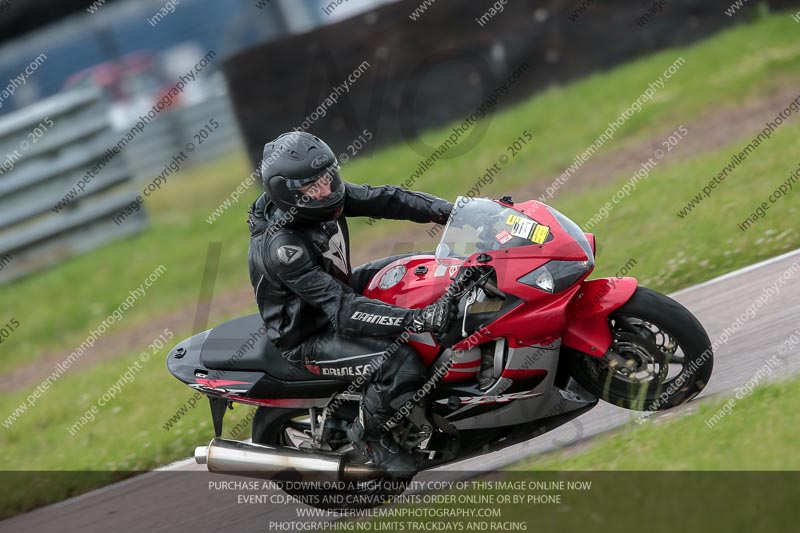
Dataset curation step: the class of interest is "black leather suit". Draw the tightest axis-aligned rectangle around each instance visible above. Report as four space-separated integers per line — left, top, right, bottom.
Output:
247 183 452 395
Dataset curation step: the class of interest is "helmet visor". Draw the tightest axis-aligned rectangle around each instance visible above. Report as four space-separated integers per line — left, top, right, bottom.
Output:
286 167 345 209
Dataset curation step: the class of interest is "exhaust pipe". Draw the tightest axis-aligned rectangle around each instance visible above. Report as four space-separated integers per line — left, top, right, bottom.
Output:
194 438 384 482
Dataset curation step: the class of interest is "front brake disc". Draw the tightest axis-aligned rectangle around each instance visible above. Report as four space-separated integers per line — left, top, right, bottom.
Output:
610 331 668 384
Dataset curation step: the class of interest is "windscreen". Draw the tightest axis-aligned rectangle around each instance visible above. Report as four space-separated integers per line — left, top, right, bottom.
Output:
435 197 553 264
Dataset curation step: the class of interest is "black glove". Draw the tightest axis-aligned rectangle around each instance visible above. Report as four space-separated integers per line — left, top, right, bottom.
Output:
432 200 454 225
410 294 458 336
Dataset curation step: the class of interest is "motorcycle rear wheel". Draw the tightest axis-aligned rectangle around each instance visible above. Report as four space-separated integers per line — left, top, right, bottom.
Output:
252 407 409 510
566 286 713 411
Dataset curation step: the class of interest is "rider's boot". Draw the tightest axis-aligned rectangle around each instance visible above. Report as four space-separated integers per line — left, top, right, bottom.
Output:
347 407 417 479
347 345 426 479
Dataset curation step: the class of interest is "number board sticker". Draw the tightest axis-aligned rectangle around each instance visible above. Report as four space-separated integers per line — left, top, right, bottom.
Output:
505 214 520 226
495 230 513 244
510 218 535 239
531 224 550 244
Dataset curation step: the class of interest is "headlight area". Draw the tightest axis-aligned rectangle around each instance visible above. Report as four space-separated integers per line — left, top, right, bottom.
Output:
517 260 592 293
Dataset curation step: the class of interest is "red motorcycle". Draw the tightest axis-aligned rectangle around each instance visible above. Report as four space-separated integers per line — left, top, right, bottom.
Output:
168 196 712 508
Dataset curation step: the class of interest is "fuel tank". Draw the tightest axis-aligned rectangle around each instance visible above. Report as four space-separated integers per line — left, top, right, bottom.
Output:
361 254 453 309
361 254 455 366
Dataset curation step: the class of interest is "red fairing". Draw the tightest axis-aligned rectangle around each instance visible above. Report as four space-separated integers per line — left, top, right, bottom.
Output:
362 200 600 373
362 200 637 379
585 233 596 255
500 369 547 380
562 277 638 357
362 255 452 309
196 378 251 389
223 394 313 408
362 255 452 366
166 196 679 442
451 200 591 350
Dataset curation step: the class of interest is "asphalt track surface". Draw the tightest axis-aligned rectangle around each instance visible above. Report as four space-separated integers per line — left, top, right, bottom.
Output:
4 249 800 533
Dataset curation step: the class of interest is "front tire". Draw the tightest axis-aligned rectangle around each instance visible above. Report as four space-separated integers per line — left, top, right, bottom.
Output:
566 286 713 411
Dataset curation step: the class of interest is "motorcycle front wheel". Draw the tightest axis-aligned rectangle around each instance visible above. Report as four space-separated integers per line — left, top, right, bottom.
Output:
566 286 713 411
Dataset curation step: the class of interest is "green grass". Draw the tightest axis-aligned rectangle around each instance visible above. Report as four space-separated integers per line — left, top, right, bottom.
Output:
327 379 800 533
4 11 800 369
4 9 800 520
4 64 800 520
0 321 258 519
557 115 800 291
513 378 800 471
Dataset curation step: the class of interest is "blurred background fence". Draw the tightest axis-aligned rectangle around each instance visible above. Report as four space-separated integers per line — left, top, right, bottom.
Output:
121 91 243 178
0 84 245 283
1 0 798 282
0 88 145 284
0 0 396 281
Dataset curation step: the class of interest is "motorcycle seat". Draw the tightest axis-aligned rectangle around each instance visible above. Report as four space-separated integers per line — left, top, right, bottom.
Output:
200 314 329 382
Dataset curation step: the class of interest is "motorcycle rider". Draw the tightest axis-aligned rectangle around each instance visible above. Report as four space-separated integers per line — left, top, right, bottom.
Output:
247 132 458 478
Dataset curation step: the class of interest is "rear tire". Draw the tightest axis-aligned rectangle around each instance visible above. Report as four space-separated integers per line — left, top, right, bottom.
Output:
252 407 408 510
566 286 712 411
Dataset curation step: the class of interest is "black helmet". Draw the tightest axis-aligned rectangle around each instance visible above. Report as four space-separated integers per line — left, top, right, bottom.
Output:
261 132 345 223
